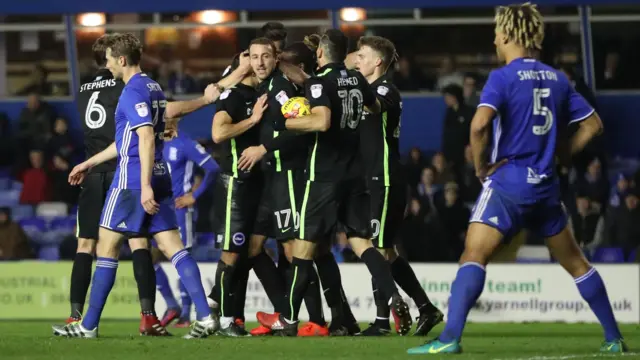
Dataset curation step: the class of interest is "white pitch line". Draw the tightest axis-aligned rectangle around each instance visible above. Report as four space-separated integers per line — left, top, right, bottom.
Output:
494 353 639 360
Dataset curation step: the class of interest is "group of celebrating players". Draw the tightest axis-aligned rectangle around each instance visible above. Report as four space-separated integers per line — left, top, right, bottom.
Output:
52 2 628 355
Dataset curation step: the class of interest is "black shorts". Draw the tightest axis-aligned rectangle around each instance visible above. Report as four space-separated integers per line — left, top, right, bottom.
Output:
213 173 263 253
369 181 407 249
76 171 115 239
298 177 371 243
255 170 305 241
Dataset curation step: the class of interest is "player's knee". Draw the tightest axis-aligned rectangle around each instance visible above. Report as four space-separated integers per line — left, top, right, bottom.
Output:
129 238 149 251
348 237 373 258
248 234 266 258
150 247 163 264
292 239 315 260
221 251 240 265
460 223 503 265
282 242 295 263
76 238 96 254
385 248 398 262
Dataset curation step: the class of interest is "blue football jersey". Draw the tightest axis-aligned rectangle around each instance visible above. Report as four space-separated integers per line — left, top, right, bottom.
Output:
164 133 213 198
113 73 168 190
479 58 594 202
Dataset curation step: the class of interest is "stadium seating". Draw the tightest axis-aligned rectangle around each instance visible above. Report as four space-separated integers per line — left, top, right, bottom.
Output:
11 204 34 220
38 245 60 261
516 245 551 263
36 202 68 217
591 247 626 263
0 189 21 207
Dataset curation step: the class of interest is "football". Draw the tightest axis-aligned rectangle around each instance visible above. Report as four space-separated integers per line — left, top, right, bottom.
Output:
281 96 311 119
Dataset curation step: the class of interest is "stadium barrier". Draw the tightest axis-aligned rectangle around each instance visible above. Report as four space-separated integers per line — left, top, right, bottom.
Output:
0 262 637 323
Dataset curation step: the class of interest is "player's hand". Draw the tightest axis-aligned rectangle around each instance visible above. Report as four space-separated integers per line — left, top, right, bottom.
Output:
163 118 179 140
344 51 358 70
175 192 196 209
238 145 267 171
141 185 160 215
278 61 309 86
238 51 251 76
68 161 92 186
250 94 269 124
203 83 220 104
476 159 508 182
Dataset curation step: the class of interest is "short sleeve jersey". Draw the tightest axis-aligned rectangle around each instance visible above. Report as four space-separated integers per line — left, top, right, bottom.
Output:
77 68 124 173
164 133 214 198
112 73 169 190
303 63 377 181
479 58 594 201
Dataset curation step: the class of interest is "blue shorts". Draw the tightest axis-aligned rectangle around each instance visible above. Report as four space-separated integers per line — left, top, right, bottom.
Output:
469 182 568 240
99 188 178 237
176 207 196 249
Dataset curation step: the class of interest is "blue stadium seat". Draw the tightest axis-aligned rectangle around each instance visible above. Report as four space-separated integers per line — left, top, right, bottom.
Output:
38 246 60 261
36 202 68 217
0 177 11 190
628 248 638 263
11 205 34 220
10 181 23 192
18 217 48 242
0 190 20 207
196 232 216 246
591 247 625 263
49 215 77 236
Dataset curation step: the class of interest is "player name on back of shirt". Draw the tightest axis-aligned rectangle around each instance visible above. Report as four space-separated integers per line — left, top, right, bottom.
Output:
79 78 117 92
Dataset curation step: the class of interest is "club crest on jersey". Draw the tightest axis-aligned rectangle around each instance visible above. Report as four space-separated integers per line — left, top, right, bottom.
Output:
377 86 389 96
135 102 149 117
310 84 323 99
232 232 246 246
275 90 289 106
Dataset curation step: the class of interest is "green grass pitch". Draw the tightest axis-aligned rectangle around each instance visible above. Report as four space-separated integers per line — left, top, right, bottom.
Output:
1 321 639 360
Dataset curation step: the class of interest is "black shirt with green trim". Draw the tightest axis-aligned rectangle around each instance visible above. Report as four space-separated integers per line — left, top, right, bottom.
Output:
258 69 311 172
302 63 377 181
359 74 402 185
214 83 259 178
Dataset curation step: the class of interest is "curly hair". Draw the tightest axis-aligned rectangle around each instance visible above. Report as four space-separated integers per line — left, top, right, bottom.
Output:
495 2 544 51
106 33 143 66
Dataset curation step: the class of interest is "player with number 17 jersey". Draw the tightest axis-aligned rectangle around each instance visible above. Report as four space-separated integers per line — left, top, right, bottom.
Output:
472 58 594 238
100 73 175 235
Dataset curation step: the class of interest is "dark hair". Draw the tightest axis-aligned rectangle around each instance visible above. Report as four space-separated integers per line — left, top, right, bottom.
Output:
442 84 464 104
259 22 287 47
249 37 278 57
106 33 143 66
92 34 113 67
281 42 317 74
319 29 348 62
357 36 397 73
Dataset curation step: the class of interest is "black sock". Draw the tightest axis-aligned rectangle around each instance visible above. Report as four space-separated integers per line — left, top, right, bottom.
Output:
372 278 390 327
232 257 250 321
208 283 219 303
132 249 156 316
391 257 436 314
252 252 287 313
340 287 358 327
215 260 237 318
69 252 93 318
361 248 398 304
315 252 344 324
303 267 326 326
277 247 290 279
284 257 313 322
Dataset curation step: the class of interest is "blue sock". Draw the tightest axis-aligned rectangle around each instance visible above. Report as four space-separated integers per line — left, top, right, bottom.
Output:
576 267 622 342
154 264 179 310
439 262 486 343
179 280 192 319
171 249 209 320
82 258 118 330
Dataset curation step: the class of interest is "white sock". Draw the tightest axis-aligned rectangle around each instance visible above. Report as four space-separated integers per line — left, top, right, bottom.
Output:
220 316 234 329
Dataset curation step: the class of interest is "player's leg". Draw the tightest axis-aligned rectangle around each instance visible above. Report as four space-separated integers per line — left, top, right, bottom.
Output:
248 234 288 317
343 177 412 335
408 186 512 354
129 237 168 336
173 208 195 327
540 205 626 352
152 247 181 326
67 172 103 322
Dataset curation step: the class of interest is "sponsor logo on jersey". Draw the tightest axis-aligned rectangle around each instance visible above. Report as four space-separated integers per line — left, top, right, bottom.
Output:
310 84 323 99
275 90 289 106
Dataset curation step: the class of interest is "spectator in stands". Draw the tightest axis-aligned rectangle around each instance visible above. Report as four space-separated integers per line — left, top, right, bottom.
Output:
168 60 198 95
19 149 50 205
460 145 481 204
48 117 75 162
570 193 604 252
436 182 469 260
50 150 78 206
399 198 432 262
16 93 55 165
608 173 632 210
440 84 473 170
415 166 441 214
462 74 479 107
606 191 640 260
0 207 33 260
431 152 456 184
156 62 172 94
15 63 53 96
578 157 608 213
405 147 427 190
393 57 422 91
435 56 464 91
600 51 625 89
0 112 14 169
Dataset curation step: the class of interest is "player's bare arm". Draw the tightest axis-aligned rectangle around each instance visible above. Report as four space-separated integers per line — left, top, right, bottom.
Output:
68 142 118 185
212 94 268 143
285 106 330 132
569 112 603 156
218 51 252 89
136 125 160 215
344 52 358 70
470 106 507 180
164 84 219 120
278 61 310 86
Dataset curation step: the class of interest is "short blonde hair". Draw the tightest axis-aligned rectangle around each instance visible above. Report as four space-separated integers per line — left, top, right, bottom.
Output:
495 2 544 51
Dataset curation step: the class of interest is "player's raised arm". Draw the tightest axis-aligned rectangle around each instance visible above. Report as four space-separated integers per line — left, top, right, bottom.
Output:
165 84 218 120
211 94 267 143
218 51 252 89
